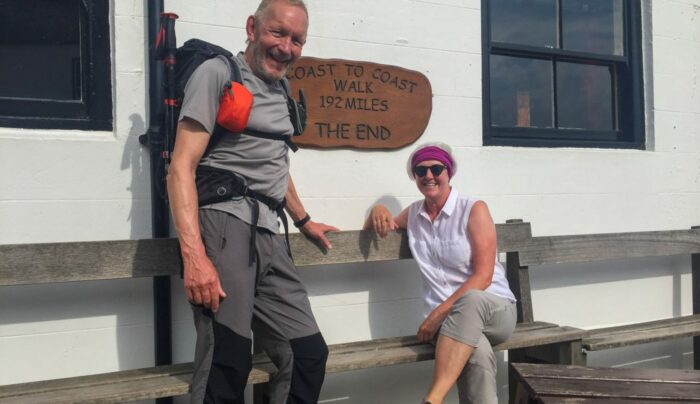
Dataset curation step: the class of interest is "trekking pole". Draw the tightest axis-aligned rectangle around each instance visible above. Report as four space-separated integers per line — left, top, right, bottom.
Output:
157 12 179 169
150 15 178 403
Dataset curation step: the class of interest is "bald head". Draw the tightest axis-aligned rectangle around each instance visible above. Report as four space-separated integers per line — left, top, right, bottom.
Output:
254 0 308 23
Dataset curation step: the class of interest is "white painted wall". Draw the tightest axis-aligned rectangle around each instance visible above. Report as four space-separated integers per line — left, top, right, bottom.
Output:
1 0 155 387
1 0 699 403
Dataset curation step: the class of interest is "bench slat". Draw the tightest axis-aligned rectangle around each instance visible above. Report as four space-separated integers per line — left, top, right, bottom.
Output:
0 232 409 286
0 363 191 399
585 314 700 337
0 364 191 403
512 363 700 402
0 321 581 403
497 325 583 351
0 223 532 286
513 362 700 383
0 364 275 403
2 374 190 404
519 373 700 401
583 315 700 351
519 228 700 266
325 321 562 356
0 238 182 286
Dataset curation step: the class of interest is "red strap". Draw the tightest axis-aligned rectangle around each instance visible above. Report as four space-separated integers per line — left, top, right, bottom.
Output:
154 26 165 49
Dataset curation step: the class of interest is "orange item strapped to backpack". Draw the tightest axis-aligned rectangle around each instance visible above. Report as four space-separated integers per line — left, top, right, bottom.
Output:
216 81 253 133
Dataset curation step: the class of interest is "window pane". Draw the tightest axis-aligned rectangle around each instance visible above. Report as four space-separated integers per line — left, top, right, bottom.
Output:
490 0 557 48
562 0 624 56
0 0 81 100
556 62 614 130
490 55 553 128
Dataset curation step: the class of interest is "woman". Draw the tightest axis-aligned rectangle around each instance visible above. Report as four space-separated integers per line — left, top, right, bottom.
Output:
364 143 516 404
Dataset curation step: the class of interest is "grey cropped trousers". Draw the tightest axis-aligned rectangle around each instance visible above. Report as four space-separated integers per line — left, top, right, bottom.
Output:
439 289 517 404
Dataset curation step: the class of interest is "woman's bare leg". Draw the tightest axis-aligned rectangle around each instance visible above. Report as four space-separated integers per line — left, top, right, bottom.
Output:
423 334 474 404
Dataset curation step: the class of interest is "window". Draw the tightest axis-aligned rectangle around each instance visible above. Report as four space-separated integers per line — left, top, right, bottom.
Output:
482 0 644 148
0 0 112 130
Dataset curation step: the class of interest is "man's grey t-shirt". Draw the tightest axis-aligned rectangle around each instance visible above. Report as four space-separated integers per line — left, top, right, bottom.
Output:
179 52 294 233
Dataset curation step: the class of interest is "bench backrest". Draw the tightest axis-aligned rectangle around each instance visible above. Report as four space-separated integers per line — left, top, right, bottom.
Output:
0 221 534 285
7 223 697 328
509 226 700 323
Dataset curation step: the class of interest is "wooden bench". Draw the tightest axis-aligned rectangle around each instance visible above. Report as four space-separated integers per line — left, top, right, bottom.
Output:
0 221 585 403
508 227 700 367
511 362 700 403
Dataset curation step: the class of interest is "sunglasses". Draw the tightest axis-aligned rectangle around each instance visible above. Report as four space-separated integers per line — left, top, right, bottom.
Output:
413 164 446 178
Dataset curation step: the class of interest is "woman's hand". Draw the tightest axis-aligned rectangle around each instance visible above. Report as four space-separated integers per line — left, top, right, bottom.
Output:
368 205 398 238
417 304 450 342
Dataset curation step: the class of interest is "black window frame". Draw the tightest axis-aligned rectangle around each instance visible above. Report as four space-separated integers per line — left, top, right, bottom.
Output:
0 0 112 131
482 0 645 149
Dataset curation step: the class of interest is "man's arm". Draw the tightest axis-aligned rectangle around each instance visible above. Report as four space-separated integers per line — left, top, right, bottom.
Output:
167 118 226 312
285 175 339 249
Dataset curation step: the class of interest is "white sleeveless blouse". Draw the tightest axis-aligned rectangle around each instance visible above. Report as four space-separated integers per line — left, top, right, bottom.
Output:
407 188 516 317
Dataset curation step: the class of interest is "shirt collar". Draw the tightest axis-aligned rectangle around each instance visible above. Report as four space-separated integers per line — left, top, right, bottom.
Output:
417 187 459 220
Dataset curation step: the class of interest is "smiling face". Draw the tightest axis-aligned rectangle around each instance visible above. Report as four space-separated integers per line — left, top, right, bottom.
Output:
414 159 451 200
244 1 308 83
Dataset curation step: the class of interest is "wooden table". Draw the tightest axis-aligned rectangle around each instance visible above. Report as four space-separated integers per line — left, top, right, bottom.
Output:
511 363 700 403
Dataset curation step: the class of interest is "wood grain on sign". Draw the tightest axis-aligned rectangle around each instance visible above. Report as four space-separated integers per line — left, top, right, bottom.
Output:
286 58 432 149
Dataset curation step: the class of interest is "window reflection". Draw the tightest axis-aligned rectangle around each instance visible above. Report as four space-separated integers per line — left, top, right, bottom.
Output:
0 0 82 100
490 55 553 128
562 0 624 56
557 62 613 130
490 0 557 48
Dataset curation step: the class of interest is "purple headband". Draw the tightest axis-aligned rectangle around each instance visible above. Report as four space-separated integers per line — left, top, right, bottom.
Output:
411 146 454 178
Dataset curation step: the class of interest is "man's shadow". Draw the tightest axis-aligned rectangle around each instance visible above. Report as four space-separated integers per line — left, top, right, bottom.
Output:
117 113 164 374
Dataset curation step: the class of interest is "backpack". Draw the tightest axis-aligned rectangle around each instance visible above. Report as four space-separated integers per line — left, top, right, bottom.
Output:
166 38 306 160
167 39 305 259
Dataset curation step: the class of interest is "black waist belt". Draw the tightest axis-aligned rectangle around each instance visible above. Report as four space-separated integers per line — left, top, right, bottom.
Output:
195 165 291 263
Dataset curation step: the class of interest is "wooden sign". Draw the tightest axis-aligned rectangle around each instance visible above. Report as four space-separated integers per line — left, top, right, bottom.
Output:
286 58 432 149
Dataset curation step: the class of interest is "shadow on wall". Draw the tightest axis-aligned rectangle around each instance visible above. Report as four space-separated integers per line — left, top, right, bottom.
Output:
121 113 151 240
117 113 158 377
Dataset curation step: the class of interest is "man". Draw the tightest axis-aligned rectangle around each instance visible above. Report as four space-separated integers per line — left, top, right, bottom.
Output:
167 1 336 402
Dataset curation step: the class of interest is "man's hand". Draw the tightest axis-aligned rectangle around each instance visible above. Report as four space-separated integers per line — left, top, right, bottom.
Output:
417 304 450 342
300 220 339 249
284 176 338 249
183 250 227 313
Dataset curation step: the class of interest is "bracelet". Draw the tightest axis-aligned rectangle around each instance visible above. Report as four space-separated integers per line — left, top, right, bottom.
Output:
293 213 311 228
